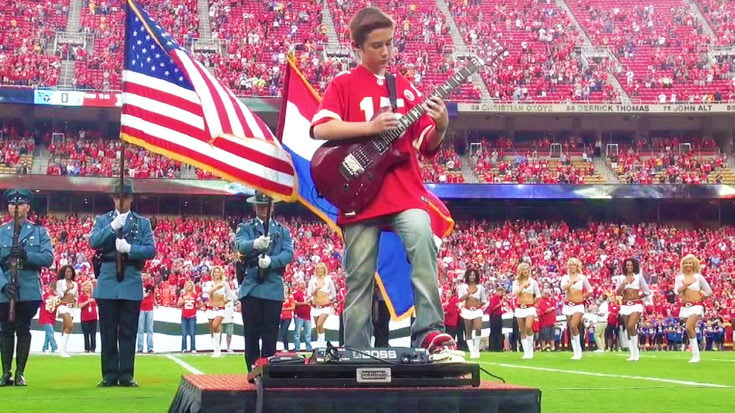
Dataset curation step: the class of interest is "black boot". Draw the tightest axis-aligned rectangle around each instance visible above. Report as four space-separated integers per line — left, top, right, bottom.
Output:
14 333 30 385
0 372 12 386
0 335 14 386
14 372 25 386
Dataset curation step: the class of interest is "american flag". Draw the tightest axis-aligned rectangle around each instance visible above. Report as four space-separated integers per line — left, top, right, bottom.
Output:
120 0 296 199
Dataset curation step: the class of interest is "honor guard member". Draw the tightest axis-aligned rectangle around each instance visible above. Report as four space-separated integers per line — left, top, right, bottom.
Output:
0 188 53 386
235 191 294 371
89 180 155 387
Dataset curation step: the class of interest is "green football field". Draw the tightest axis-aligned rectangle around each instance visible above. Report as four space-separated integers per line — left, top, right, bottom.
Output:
2 350 733 412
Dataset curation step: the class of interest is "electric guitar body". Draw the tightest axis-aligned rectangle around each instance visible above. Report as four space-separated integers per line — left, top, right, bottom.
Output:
310 47 505 215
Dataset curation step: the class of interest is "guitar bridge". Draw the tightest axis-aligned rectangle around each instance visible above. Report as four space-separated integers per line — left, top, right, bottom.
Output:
340 153 365 179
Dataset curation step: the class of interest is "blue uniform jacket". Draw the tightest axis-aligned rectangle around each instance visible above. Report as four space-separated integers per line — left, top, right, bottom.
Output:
89 210 156 301
235 218 293 302
0 220 53 302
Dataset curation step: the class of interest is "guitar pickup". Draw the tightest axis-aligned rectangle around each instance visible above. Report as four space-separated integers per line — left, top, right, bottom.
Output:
340 154 365 179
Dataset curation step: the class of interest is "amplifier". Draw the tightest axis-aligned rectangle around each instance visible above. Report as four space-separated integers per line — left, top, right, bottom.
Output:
309 347 431 365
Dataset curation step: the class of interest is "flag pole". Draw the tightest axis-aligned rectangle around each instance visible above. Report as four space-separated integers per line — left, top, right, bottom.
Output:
116 0 131 281
116 140 126 281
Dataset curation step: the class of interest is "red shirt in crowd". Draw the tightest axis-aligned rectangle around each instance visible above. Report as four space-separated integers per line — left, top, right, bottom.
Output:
79 292 98 322
281 295 295 320
293 290 311 321
486 293 504 316
141 285 155 312
39 290 58 325
537 296 557 328
443 295 460 328
180 294 200 319
607 303 621 326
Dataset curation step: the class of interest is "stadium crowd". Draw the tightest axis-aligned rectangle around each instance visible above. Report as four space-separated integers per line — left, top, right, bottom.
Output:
45 133 184 178
5 0 735 102
3 124 730 184
31 211 735 354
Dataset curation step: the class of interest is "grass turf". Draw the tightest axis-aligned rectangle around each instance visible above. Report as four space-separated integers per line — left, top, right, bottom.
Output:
1 350 732 412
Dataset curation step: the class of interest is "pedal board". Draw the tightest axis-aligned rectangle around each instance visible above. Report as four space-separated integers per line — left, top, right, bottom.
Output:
309 347 431 365
257 362 480 388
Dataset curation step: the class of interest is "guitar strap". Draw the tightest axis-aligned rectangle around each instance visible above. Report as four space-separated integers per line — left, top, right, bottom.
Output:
385 73 398 112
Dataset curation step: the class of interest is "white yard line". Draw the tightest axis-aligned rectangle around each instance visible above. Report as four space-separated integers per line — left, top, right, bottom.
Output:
167 354 204 375
484 362 733 388
640 355 735 363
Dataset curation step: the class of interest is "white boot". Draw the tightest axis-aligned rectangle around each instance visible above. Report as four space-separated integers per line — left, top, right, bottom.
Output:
526 336 535 359
212 333 221 358
317 333 326 348
61 334 71 358
627 336 639 361
473 335 481 359
571 335 581 360
689 337 700 363
466 338 475 358
520 336 529 359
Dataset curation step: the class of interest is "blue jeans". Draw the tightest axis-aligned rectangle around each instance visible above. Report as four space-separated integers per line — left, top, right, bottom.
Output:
279 318 292 351
137 310 154 352
42 323 58 352
343 209 443 348
293 317 312 351
181 316 197 351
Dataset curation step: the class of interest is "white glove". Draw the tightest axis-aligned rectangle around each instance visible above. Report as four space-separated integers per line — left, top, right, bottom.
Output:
253 235 270 251
258 255 271 269
115 238 132 254
110 212 128 231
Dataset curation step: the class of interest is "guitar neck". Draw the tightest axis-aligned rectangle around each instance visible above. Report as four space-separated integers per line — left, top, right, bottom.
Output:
377 61 481 147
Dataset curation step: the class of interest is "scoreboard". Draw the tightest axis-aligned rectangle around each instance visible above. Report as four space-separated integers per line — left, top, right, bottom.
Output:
33 90 121 107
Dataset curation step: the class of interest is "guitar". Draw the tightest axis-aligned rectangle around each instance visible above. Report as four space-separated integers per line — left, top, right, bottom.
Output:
310 48 504 216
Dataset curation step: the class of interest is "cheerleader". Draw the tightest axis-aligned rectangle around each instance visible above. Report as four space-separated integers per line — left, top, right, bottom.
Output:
511 263 541 359
674 254 712 363
615 258 651 361
560 258 592 360
457 268 487 359
205 266 237 357
56 265 79 357
307 263 337 348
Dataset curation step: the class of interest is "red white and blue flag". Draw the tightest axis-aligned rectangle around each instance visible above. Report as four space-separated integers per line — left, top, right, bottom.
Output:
120 0 296 200
279 57 454 320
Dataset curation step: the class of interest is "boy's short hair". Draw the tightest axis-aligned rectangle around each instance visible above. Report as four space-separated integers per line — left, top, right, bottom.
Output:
349 6 394 48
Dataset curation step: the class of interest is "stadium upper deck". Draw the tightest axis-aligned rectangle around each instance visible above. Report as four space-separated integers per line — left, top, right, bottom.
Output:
3 0 735 104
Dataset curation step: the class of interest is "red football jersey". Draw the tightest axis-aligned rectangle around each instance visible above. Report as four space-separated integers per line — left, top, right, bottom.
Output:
39 291 58 325
180 294 199 319
312 65 440 224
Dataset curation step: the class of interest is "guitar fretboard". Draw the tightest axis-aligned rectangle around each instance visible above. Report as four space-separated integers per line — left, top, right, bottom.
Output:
379 60 480 147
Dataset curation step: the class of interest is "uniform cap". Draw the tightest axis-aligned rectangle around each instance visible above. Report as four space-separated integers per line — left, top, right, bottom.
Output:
4 188 33 205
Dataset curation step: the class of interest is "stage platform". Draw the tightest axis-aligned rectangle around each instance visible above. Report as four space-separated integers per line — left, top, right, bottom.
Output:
169 374 541 413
